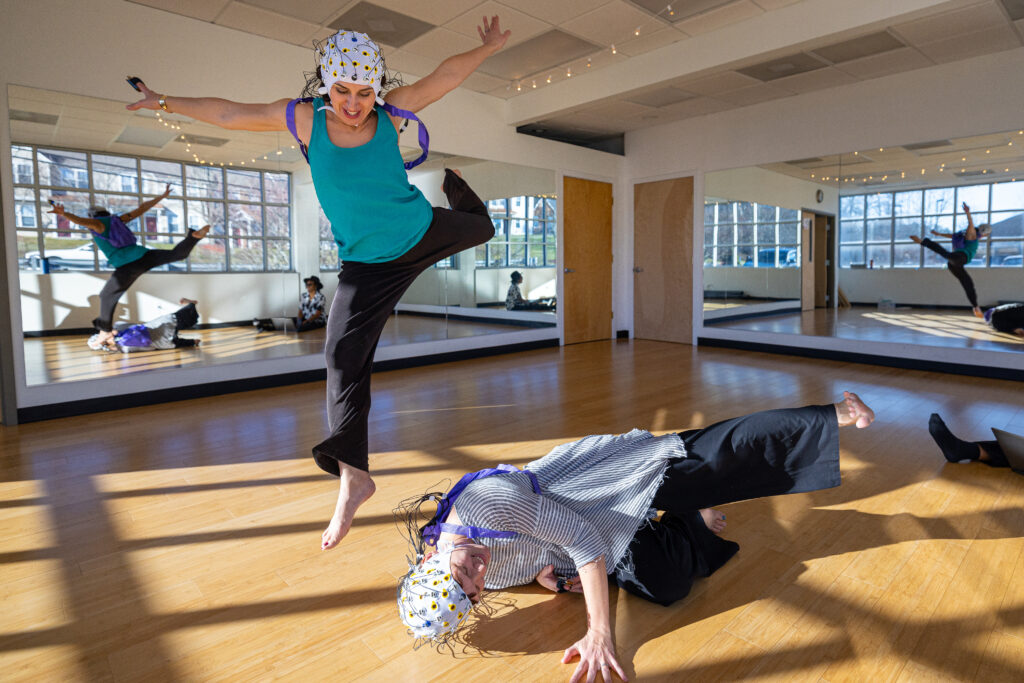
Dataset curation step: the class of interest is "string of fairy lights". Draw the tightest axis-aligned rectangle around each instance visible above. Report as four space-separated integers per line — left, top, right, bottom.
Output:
154 109 298 171
808 132 1024 187
506 3 681 93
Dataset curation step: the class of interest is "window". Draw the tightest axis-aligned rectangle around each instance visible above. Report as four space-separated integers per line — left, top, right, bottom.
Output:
11 144 292 272
839 181 1024 268
479 196 556 268
318 205 340 271
703 199 800 268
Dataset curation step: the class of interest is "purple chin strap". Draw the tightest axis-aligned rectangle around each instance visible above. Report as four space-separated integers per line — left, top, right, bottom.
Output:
286 97 429 169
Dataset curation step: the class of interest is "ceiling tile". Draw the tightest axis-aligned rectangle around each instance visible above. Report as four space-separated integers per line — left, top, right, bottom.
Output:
749 0 803 9
914 24 1022 63
833 46 932 79
216 3 320 44
382 48 442 79
328 2 436 47
444 1 551 48
477 29 601 80
486 82 518 98
713 82 793 106
460 71 510 93
655 96 735 119
672 70 761 95
809 31 905 64
625 86 695 107
559 2 660 47
403 27 482 61
510 0 614 25
630 0 733 22
674 0 764 36
239 0 351 25
617 26 688 57
737 52 828 81
368 0 482 25
892 2 1007 45
580 100 659 119
126 0 232 22
770 66 858 92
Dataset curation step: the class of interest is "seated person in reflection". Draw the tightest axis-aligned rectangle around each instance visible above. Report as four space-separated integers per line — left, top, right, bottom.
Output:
984 303 1024 338
296 275 327 332
505 271 555 311
909 202 992 317
88 298 201 353
395 392 875 680
928 413 1015 467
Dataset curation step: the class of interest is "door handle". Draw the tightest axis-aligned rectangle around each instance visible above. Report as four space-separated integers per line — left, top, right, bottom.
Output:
633 267 644 273
564 268 575 273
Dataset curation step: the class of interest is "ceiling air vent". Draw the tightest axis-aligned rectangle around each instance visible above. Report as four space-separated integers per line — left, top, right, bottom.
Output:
10 110 59 126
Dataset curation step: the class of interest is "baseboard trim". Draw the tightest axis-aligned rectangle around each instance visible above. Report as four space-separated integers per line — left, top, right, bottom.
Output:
16 338 560 423
697 336 1024 382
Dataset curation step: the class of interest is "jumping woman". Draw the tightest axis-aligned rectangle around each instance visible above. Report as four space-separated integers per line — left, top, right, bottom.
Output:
125 16 510 549
909 202 992 317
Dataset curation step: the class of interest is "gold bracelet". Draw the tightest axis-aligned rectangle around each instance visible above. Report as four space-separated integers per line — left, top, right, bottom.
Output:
159 96 170 112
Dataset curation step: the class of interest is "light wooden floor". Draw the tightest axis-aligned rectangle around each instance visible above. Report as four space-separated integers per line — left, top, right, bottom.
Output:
22 315 529 385
2 341 1022 682
706 305 1024 353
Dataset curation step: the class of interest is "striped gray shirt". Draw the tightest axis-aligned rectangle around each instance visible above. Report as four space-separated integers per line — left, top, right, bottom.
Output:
453 429 686 590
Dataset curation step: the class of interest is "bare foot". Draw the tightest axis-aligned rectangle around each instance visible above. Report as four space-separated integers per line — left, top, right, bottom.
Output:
835 391 874 429
449 168 462 178
321 463 376 550
179 297 198 305
192 225 210 239
699 508 727 533
909 234 922 244
972 307 984 319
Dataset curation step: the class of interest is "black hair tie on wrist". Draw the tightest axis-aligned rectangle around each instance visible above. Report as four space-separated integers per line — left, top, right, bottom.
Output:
556 577 568 593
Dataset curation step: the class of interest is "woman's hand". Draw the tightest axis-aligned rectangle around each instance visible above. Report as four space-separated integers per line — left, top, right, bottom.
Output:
126 79 162 112
962 201 971 214
562 629 627 682
535 564 583 593
477 15 510 53
47 201 65 216
161 183 172 199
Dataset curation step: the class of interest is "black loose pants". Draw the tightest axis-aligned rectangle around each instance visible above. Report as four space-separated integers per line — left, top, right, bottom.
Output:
617 405 840 605
919 238 979 308
312 170 495 475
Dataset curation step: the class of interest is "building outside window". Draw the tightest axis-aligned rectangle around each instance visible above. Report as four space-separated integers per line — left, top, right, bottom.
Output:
479 196 556 268
839 181 1024 268
12 144 292 273
704 199 801 268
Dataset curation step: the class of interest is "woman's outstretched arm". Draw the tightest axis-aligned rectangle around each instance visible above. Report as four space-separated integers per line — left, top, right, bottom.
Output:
126 79 291 133
121 184 172 221
562 556 628 682
385 15 509 114
47 203 104 234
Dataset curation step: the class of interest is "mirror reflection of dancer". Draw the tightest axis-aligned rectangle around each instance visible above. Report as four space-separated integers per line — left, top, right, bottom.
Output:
126 17 510 549
395 393 875 680
909 202 992 317
88 298 202 353
48 189 210 347
984 303 1024 338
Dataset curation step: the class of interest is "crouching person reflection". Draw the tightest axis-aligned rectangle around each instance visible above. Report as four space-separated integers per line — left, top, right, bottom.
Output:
88 298 202 353
296 275 328 332
505 271 555 311
395 392 875 680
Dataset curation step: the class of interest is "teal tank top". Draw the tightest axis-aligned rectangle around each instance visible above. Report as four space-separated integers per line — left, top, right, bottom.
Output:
308 104 433 263
93 216 148 268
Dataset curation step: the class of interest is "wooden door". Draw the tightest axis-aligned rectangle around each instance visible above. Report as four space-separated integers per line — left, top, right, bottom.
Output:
633 177 693 343
562 176 613 345
801 212 814 311
814 214 829 308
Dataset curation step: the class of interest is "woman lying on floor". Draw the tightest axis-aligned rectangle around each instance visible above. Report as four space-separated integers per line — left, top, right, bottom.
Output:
395 392 875 681
88 298 201 353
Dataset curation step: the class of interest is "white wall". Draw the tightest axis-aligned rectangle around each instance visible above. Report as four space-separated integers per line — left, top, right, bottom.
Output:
838 268 1022 307
705 166 837 215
